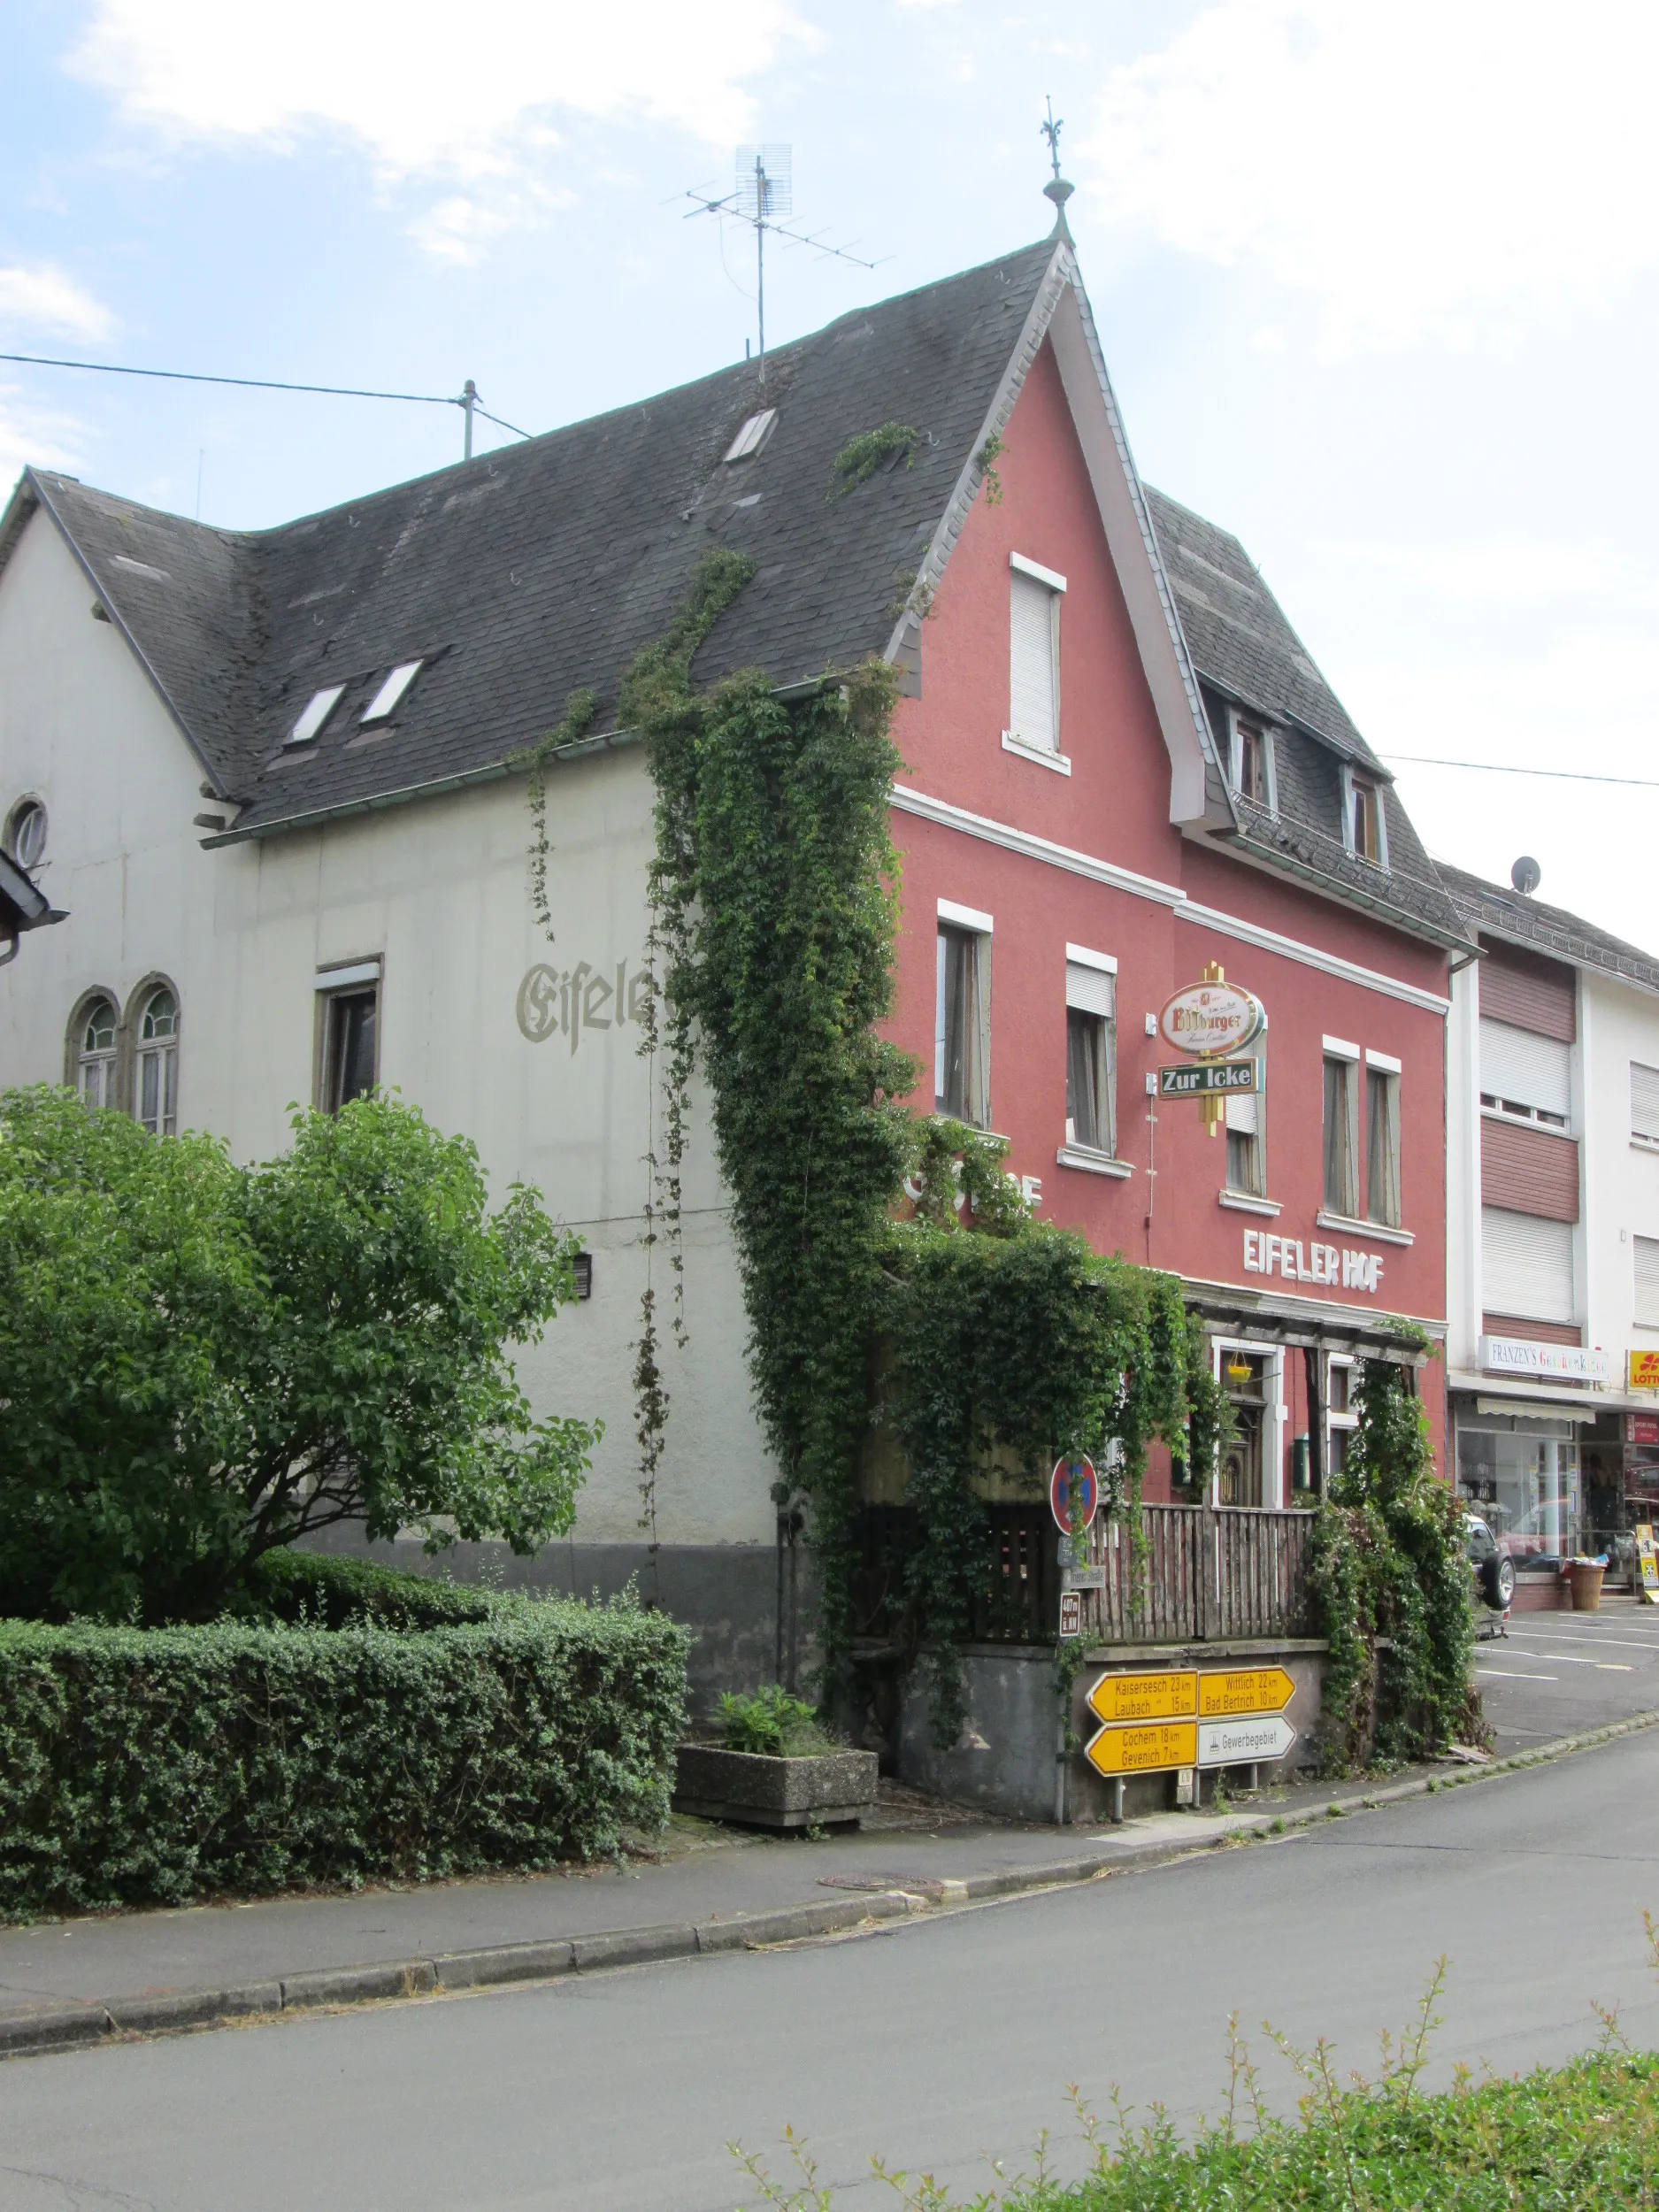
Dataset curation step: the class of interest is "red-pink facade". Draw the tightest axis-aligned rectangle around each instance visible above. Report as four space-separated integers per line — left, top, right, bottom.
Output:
886 339 1450 1494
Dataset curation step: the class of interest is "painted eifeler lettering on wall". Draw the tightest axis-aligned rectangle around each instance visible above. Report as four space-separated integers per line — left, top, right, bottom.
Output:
1243 1228 1382 1295
516 958 657 1053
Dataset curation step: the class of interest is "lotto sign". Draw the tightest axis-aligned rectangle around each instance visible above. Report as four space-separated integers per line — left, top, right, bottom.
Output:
1050 1455 1099 1535
1632 1353 1659 1392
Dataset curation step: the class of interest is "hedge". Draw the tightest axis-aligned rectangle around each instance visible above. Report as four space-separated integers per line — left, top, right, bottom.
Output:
0 1593 689 1920
247 1545 503 1628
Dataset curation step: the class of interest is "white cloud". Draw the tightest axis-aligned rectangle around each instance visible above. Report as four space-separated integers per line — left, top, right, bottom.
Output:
69 0 814 261
1080 1 1659 353
0 389 89 494
1325 538 1659 613
0 264 113 342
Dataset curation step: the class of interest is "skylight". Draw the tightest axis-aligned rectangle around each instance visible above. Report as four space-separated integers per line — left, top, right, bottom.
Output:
724 409 776 464
288 685 346 746
361 661 422 724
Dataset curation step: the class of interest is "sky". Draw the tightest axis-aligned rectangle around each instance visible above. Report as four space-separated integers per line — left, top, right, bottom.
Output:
3 0 1656 948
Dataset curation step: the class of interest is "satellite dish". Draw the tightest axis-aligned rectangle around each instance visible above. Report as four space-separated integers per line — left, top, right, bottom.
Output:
1511 856 1541 895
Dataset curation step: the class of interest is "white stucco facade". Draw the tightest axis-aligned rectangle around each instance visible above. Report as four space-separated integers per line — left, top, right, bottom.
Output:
0 502 772 1554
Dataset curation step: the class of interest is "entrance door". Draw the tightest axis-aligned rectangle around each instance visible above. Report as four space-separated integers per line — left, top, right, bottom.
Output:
1218 1347 1269 1507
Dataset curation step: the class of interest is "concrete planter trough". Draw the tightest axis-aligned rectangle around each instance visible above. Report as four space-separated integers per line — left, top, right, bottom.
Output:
673 1744 879 1831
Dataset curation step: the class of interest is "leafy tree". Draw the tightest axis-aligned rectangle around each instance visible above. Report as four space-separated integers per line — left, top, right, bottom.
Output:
0 1087 598 1623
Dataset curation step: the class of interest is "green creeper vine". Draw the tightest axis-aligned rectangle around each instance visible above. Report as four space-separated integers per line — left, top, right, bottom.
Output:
522 687 597 942
1307 1360 1477 1772
831 422 918 495
975 429 1005 506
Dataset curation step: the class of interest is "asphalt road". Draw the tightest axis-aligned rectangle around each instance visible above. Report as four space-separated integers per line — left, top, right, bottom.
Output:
1475 1596 1659 1749
4 1730 1659 2212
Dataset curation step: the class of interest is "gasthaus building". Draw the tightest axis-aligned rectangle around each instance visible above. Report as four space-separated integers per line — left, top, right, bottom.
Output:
0 203 1469 1816
1442 862 1659 1606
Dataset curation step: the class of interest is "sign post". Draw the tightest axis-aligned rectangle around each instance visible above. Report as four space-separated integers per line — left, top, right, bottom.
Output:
1082 1664 1299 1793
1157 964 1266 1136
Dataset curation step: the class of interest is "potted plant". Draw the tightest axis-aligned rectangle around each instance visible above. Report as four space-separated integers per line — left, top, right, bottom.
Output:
673 1686 879 1831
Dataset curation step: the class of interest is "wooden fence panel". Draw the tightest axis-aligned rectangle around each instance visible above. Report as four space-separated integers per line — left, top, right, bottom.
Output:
1079 1503 1313 1645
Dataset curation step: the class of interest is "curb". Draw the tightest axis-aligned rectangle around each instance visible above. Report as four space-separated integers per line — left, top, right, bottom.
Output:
5 1706 1655 2063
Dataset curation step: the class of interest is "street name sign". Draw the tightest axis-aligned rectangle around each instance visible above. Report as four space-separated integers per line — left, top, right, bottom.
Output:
1198 1716 1295 1767
1157 1060 1256 1100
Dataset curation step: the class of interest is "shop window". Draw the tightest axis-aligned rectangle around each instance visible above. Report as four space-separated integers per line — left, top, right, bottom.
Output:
73 994 119 1109
1323 1048 1359 1217
315 961 382 1113
1064 952 1115 1155
1455 1422 1580 1571
935 909 990 1127
135 986 179 1136
1365 1061 1401 1227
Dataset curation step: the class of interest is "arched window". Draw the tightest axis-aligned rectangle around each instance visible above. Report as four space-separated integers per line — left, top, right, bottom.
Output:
76 996 119 1108
135 987 180 1136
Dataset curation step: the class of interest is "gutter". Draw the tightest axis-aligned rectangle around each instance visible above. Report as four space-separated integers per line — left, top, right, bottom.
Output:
201 671 852 849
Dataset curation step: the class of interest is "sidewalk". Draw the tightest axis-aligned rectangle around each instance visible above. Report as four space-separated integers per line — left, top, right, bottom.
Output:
8 1708 1658 2061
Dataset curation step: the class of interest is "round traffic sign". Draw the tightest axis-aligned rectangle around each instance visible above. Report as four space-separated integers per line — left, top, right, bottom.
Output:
1050 1454 1098 1535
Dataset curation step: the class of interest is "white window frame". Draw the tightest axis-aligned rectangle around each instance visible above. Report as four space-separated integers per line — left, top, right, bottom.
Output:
1632 1062 1659 1151
1323 1049 1360 1217
74 993 119 1110
1227 710 1278 814
1341 764 1390 870
134 984 180 1137
315 957 384 1113
1062 943 1118 1164
1003 554 1068 772
1210 1337 1287 1509
361 662 422 726
1363 1052 1402 1229
723 408 776 463
1326 1354 1359 1488
934 902 991 1129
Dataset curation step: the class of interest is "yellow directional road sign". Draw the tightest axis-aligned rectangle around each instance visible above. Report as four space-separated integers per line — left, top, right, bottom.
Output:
1086 1670 1196 1726
1084 1720 1198 1777
1196 1667 1295 1717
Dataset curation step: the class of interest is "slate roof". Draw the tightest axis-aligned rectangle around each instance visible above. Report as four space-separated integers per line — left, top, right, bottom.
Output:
20 240 1058 836
6 236 1464 949
1439 863 1659 996
1146 489 1468 948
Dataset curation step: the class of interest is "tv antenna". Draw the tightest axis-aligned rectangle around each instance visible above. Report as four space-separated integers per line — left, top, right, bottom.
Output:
682 146 882 384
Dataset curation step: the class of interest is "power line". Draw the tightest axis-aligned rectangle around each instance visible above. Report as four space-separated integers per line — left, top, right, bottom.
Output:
1380 753 1659 790
0 349 534 449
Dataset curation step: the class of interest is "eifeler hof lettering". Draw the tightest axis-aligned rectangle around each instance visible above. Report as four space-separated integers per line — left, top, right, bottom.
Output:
1243 1227 1382 1295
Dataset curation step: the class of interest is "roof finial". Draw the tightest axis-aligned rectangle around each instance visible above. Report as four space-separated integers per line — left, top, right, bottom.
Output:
1040 96 1074 242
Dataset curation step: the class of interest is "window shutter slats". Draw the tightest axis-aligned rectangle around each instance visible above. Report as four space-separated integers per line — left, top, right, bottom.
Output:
1481 1206 1574 1324
1479 1018 1571 1118
1632 1064 1659 1143
1064 961 1114 1018
1009 572 1057 750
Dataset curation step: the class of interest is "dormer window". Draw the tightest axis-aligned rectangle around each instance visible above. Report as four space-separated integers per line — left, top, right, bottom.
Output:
288 686 344 747
361 661 421 725
1344 767 1387 867
724 409 776 463
1229 712 1276 811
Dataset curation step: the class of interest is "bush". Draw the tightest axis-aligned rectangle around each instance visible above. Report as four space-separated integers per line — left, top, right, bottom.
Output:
0 1087 598 1624
246 1547 501 1629
717 1685 830 1756
0 1594 689 1919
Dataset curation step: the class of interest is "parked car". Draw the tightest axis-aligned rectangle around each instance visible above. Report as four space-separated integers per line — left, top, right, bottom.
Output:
1465 1515 1516 1612
1494 1502 1577 1564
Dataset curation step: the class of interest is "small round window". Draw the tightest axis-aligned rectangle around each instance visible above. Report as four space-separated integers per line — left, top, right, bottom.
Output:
6 799 47 870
